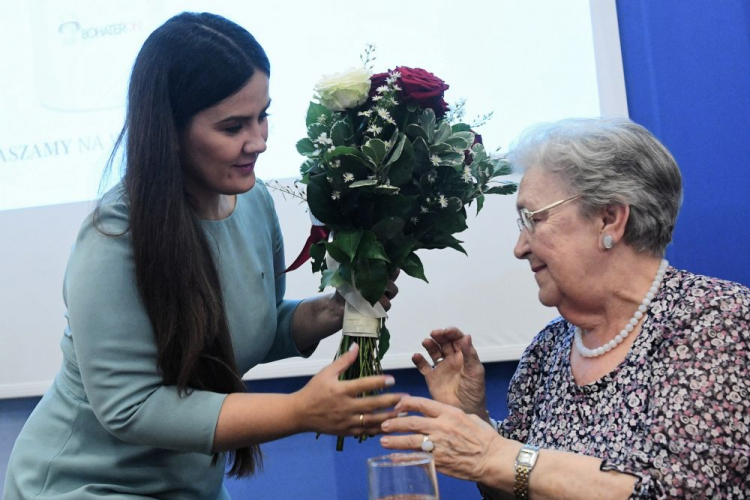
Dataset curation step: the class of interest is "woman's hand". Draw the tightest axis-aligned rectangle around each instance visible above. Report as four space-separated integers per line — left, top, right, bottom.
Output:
378 269 400 312
292 343 406 436
412 327 487 417
380 396 506 483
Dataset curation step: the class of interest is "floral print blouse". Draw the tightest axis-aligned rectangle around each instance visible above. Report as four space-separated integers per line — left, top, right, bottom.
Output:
498 267 749 499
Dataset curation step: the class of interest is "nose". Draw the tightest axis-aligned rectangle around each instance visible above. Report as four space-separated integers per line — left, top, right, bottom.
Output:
243 125 267 155
513 227 531 260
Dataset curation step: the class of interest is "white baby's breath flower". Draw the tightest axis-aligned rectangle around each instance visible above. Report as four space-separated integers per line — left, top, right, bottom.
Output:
387 71 401 84
367 124 383 135
372 95 383 102
328 145 336 152
316 115 328 124
376 85 389 94
420 206 429 214
331 191 341 200
312 149 321 157
358 110 373 117
376 108 391 120
393 84 402 91
316 132 333 145
430 155 440 166
314 67 373 111
462 166 473 183
411 216 419 224
343 172 355 182
438 194 449 208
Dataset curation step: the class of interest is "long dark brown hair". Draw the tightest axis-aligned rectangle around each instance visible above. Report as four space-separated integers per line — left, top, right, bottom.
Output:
98 12 270 477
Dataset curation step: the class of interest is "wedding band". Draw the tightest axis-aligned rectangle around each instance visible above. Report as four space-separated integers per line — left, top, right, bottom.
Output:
359 413 365 427
434 357 444 364
421 435 435 452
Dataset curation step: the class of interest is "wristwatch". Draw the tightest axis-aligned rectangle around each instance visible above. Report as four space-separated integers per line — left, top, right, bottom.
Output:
513 443 540 500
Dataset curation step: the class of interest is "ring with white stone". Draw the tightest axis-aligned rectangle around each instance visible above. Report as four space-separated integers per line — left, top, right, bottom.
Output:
420 435 435 452
432 357 444 369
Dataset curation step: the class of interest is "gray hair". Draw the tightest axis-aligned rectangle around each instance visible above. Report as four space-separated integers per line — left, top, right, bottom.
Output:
507 117 682 257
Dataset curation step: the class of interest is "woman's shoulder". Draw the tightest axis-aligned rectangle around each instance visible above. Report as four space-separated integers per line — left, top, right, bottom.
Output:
655 266 749 344
88 182 131 234
520 317 571 364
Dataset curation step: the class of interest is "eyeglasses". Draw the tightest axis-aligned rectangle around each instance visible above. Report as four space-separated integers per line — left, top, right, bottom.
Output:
516 195 580 233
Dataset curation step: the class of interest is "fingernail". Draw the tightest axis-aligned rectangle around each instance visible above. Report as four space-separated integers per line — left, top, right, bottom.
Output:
348 342 358 352
381 437 390 445
381 421 390 429
398 412 408 418
384 376 395 387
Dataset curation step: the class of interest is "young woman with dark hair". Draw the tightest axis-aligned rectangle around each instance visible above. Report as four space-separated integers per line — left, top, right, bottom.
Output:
3 12 401 499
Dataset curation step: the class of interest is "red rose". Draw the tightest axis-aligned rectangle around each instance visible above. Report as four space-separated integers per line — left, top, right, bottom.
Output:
370 66 450 118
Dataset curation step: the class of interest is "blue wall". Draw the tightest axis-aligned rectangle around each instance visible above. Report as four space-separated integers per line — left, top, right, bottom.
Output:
616 0 750 286
3 1 749 498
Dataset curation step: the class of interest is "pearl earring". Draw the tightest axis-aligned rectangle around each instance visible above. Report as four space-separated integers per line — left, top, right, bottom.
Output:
602 234 614 249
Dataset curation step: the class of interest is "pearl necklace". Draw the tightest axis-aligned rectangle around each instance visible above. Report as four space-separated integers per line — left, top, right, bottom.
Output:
574 259 669 358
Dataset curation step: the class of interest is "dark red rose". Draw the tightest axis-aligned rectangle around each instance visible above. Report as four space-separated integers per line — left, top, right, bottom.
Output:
465 131 483 165
369 66 450 118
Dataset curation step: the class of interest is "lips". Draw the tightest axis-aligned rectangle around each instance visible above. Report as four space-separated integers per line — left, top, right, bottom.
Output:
531 264 546 273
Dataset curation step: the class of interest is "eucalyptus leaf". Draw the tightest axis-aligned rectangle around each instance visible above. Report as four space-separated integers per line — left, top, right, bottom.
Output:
419 109 437 143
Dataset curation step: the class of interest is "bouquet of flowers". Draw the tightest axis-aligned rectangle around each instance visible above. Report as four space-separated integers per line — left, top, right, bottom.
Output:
286 54 516 449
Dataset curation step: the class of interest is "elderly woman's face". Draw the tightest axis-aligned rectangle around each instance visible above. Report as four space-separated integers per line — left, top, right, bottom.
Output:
513 168 600 309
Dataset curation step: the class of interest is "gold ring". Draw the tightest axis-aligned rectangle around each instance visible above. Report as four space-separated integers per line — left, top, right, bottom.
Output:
359 413 364 427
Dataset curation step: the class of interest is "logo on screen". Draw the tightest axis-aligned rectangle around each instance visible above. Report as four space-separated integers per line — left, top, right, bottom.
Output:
57 18 143 45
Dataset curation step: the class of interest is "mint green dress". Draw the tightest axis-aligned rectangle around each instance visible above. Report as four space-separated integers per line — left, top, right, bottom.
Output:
3 181 305 499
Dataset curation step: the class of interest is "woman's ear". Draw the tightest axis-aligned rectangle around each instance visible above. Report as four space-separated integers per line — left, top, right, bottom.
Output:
599 204 629 249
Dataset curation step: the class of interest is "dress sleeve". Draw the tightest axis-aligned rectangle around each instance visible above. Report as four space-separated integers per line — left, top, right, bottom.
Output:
257 182 306 363
64 206 227 456
600 290 750 499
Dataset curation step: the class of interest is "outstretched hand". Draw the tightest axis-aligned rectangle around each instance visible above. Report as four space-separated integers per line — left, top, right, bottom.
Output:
293 343 406 437
380 396 505 483
412 327 487 417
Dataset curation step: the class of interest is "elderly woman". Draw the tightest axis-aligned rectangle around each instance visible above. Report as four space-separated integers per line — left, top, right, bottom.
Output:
380 117 750 499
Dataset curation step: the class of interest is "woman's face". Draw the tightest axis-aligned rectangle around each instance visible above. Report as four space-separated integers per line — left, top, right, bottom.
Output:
513 167 601 309
179 72 270 217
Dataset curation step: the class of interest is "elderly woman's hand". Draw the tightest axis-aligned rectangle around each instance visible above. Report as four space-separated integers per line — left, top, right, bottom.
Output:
412 327 488 417
380 396 505 483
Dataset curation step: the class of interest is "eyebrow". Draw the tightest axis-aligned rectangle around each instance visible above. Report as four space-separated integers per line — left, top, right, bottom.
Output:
215 98 272 125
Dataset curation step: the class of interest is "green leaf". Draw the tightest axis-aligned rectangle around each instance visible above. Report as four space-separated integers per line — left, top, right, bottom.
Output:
384 133 407 167
476 194 485 215
334 230 363 261
434 120 452 144
485 183 518 195
307 174 346 225
362 139 387 166
377 323 390 361
349 179 378 188
374 185 400 195
358 231 390 262
307 122 329 142
422 232 467 254
324 241 351 264
306 102 332 128
320 267 346 290
309 241 327 272
386 138 414 187
451 123 472 133
419 109 437 142
401 252 428 282
330 120 348 147
353 258 388 305
412 137 432 174
370 217 405 240
296 138 316 156
405 123 429 143
386 236 418 268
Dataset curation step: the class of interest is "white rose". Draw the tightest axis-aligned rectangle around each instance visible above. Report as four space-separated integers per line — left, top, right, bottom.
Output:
314 67 372 111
